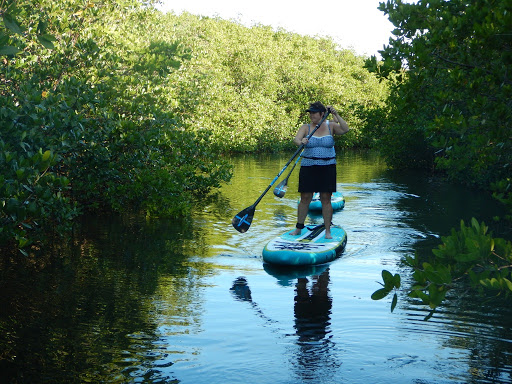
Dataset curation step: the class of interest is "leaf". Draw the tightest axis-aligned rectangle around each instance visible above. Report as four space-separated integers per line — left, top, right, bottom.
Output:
37 20 48 35
471 217 479 231
3 13 23 35
393 273 401 289
503 278 512 292
382 269 394 290
490 278 500 289
42 150 52 162
0 31 8 46
18 237 30 248
371 288 390 300
0 45 21 55
37 35 55 50
391 292 398 312
410 289 430 305
404 254 417 267
41 33 57 42
428 284 446 308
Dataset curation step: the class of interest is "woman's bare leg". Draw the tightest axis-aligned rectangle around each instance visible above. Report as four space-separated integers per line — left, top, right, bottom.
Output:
291 192 313 235
320 192 333 238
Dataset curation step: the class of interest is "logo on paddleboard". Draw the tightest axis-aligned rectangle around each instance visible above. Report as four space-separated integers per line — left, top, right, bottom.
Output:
269 240 329 251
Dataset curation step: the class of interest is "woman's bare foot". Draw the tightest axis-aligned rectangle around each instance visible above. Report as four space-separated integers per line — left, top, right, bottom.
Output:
290 228 302 236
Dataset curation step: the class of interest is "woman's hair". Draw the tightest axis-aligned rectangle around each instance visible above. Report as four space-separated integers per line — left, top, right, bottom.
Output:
306 101 327 113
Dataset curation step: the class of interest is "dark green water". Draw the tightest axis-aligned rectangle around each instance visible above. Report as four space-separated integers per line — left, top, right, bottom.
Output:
1 150 511 384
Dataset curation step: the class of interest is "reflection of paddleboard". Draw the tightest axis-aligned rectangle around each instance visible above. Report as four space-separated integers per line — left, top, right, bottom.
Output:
263 263 329 287
307 191 345 211
262 224 347 266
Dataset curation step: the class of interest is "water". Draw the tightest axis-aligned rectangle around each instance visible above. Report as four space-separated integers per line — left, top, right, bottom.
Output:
1 150 511 384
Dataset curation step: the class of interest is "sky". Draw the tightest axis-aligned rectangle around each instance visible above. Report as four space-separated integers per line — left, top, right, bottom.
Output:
157 0 397 58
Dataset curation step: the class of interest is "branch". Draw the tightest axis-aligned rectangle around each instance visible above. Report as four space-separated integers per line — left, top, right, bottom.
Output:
433 52 479 71
433 51 512 85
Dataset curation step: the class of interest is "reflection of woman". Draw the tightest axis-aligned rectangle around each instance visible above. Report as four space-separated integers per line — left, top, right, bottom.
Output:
291 102 350 239
294 270 332 342
231 270 338 380
292 269 338 380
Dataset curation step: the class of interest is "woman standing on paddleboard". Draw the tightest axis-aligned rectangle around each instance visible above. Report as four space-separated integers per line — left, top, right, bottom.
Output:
290 102 350 239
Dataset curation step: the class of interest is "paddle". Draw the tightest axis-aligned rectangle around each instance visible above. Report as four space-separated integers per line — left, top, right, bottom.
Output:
273 150 302 198
232 110 331 233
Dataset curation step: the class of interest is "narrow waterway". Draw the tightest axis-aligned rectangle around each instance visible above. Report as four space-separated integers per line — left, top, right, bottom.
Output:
1 150 511 384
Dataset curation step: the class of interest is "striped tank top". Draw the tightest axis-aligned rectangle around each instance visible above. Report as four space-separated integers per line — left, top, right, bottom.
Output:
301 121 336 167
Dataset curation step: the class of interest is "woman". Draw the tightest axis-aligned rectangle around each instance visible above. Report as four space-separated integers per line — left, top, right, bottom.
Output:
290 101 350 239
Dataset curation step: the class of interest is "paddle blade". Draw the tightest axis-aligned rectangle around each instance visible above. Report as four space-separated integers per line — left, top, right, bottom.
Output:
232 205 255 233
273 180 288 198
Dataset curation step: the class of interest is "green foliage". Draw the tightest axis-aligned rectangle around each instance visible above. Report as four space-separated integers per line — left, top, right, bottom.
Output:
372 218 512 318
0 0 232 255
161 14 389 152
0 145 77 255
368 0 511 190
491 178 512 223
371 269 401 312
0 0 57 54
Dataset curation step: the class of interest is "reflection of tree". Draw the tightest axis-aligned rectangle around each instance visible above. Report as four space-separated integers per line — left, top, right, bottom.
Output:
0 212 211 383
402 294 512 383
291 269 341 381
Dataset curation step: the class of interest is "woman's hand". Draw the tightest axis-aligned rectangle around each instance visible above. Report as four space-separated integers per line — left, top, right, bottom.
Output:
327 105 337 115
327 105 350 134
293 124 310 146
327 105 345 126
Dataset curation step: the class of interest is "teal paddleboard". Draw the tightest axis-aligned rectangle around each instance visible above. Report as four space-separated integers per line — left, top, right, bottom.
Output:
262 224 347 266
304 191 345 211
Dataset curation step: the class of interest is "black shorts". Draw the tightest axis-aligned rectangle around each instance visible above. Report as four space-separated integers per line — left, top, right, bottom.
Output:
298 164 336 193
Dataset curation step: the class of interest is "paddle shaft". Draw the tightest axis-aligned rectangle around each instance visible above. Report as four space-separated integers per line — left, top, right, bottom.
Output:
284 150 302 182
273 149 303 197
252 111 331 207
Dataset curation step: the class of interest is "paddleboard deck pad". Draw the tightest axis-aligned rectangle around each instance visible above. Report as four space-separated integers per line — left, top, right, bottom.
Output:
262 224 347 266
307 191 345 211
